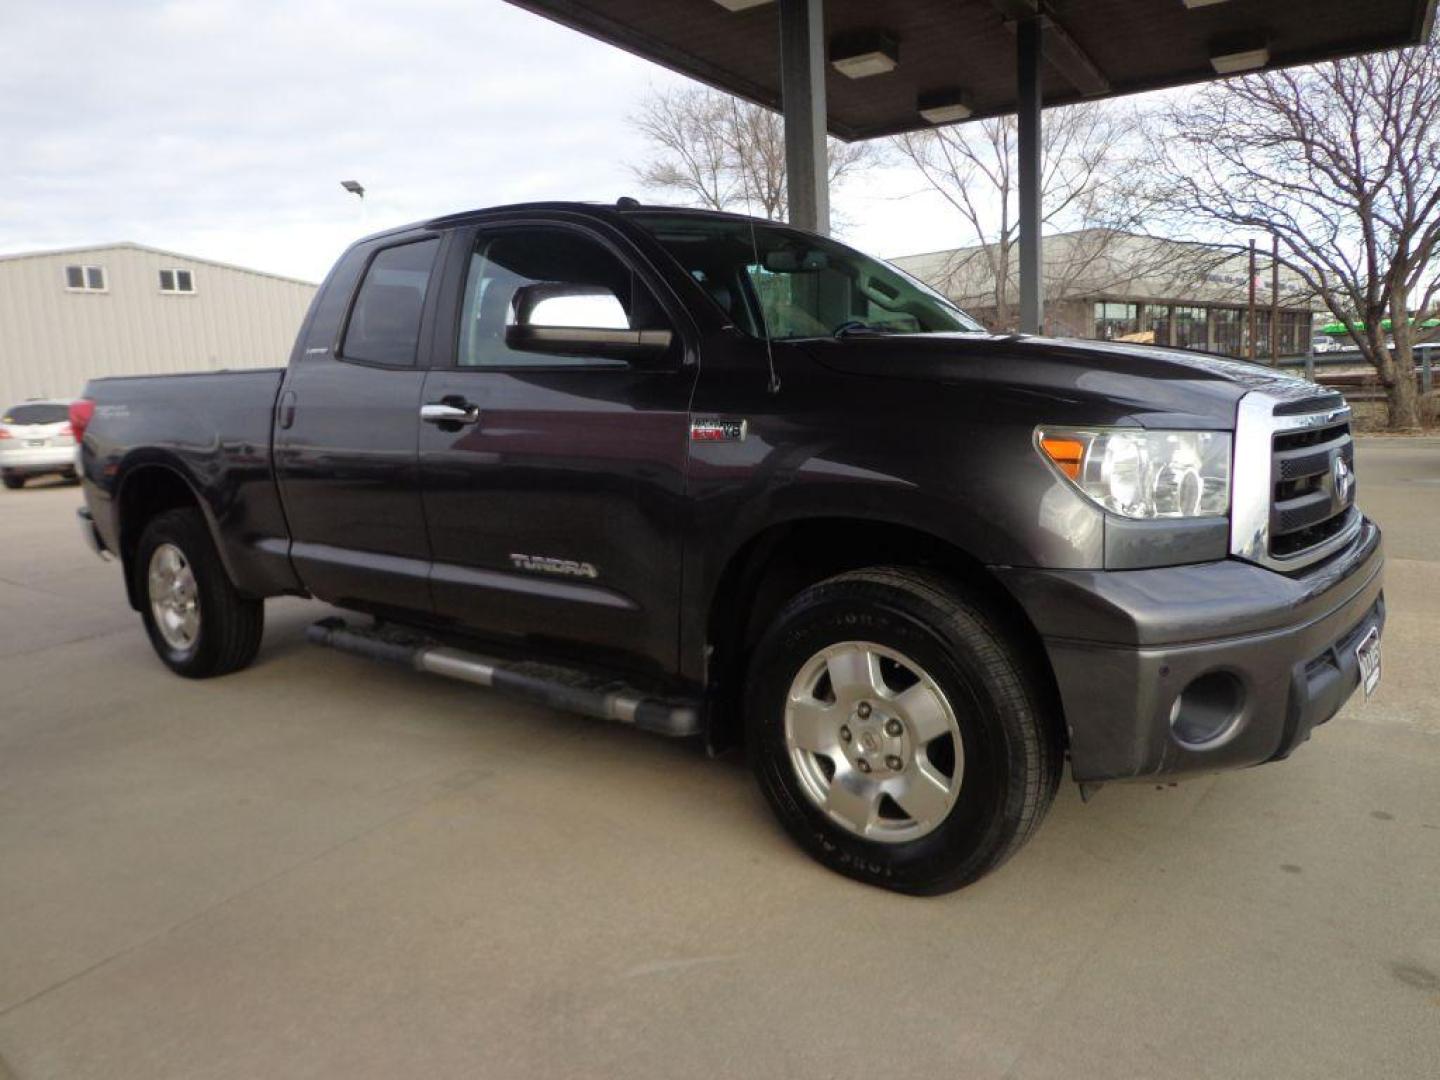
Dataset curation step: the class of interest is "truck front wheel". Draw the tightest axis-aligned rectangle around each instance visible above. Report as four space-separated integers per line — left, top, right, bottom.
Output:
135 508 264 678
745 567 1062 894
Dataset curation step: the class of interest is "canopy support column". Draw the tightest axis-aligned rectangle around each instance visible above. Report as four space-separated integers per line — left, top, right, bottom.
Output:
1017 15 1043 334
780 0 829 235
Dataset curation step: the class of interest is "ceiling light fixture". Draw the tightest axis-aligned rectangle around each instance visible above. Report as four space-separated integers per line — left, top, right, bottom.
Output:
1211 45 1270 74
918 90 973 125
830 31 899 79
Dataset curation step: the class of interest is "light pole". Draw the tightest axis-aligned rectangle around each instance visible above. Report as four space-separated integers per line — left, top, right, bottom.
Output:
340 179 366 226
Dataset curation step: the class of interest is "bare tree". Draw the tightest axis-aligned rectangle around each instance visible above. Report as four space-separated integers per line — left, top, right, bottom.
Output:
628 86 875 222
891 102 1161 332
1136 38 1440 429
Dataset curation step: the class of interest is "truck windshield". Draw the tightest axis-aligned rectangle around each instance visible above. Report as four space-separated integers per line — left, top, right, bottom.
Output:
631 213 983 340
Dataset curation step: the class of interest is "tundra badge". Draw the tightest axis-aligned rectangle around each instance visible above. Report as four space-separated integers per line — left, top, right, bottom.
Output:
510 554 599 579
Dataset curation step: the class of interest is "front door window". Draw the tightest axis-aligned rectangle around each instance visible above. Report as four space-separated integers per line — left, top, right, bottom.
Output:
457 228 661 368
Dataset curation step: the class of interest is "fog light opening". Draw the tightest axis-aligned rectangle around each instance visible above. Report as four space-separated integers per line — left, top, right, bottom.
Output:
1169 671 1245 749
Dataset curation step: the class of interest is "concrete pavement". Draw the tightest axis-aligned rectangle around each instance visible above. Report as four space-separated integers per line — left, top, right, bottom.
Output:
1 441 1437 1079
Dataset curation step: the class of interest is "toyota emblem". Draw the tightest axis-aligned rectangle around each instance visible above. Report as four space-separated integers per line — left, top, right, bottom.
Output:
1332 454 1354 504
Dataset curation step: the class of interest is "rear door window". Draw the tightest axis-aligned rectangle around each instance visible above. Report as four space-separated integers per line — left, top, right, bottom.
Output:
341 238 440 367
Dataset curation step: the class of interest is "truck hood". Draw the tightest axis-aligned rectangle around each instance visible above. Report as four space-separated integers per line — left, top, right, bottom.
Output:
801 333 1335 428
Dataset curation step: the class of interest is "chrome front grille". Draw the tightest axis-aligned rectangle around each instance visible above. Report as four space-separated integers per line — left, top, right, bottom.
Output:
1231 392 1362 572
1270 417 1354 557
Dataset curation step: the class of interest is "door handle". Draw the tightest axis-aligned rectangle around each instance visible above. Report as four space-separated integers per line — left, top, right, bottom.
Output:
420 401 480 425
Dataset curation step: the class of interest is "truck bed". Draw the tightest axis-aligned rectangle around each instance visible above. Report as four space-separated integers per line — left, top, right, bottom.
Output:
80 367 301 602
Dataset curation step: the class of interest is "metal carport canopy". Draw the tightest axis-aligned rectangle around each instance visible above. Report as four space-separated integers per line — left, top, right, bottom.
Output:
504 0 1437 332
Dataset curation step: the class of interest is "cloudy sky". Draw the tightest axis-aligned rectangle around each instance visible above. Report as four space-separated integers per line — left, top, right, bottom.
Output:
0 0 962 283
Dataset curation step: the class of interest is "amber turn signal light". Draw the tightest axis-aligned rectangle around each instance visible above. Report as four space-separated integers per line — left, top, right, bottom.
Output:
1039 435 1086 480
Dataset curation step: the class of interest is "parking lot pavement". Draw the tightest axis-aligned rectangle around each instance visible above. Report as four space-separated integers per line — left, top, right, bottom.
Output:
1 444 1437 1080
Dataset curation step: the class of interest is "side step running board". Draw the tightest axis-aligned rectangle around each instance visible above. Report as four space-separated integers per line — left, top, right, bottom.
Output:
305 617 702 738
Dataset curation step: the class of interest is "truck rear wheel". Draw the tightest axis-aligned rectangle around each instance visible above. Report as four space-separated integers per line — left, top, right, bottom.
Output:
135 508 264 678
745 567 1062 894
2 473 24 490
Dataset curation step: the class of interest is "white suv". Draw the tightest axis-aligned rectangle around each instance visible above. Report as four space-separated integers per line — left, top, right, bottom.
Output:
1 400 78 489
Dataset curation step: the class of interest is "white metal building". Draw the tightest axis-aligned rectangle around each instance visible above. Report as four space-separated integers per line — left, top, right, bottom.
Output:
0 243 317 406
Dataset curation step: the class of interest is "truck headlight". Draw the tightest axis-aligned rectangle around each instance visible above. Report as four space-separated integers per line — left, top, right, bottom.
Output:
1036 428 1231 519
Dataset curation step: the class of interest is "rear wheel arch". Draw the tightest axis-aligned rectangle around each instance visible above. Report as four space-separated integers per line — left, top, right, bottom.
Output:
135 507 265 678
116 464 238 610
703 517 1065 755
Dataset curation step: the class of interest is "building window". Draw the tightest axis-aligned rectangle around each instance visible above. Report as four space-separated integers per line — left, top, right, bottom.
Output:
1173 306 1209 351
1280 311 1308 356
1094 301 1140 341
64 265 106 291
1211 308 1244 357
159 268 195 293
1253 310 1273 359
1143 304 1170 347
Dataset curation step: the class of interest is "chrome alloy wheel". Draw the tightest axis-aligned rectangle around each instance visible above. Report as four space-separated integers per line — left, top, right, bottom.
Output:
148 542 200 652
784 641 964 844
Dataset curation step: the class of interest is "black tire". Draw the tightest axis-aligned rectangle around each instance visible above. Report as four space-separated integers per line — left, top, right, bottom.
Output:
746 567 1062 895
134 508 264 678
2 473 24 490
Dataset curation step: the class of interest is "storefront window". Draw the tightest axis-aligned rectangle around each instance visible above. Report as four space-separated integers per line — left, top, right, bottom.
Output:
1253 310 1273 359
1144 304 1170 347
1280 311 1308 356
1091 302 1313 357
1095 301 1140 341
1211 308 1243 358
1173 306 1208 351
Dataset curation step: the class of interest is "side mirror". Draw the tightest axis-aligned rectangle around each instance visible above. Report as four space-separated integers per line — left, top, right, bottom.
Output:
505 282 674 362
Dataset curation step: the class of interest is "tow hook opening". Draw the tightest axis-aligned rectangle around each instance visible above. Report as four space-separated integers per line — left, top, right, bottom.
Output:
1169 671 1245 749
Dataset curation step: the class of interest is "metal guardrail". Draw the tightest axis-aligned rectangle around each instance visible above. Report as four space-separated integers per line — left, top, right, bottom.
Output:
1275 343 1439 368
1273 344 1436 400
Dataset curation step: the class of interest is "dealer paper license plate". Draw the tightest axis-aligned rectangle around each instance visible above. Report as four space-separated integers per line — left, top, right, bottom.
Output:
1356 626 1382 698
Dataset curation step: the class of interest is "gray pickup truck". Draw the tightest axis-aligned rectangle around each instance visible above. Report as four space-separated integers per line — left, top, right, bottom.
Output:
74 202 1384 893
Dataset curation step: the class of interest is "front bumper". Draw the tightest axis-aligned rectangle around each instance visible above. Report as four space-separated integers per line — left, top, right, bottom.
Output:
997 517 1385 783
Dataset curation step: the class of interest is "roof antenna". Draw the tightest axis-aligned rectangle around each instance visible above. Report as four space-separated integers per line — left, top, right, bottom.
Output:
727 96 781 395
